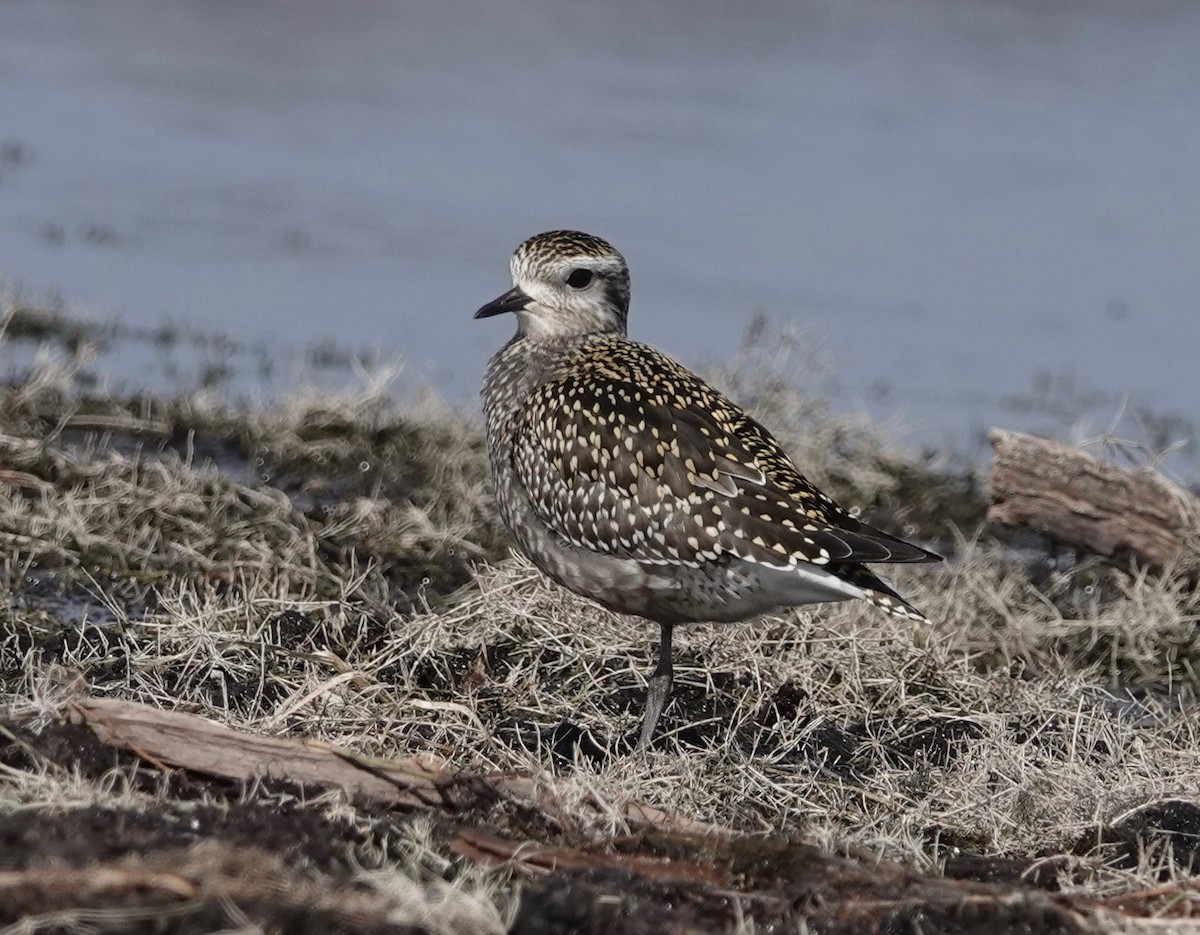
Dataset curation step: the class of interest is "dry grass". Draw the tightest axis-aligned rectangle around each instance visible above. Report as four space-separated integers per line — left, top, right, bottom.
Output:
3 297 1200 931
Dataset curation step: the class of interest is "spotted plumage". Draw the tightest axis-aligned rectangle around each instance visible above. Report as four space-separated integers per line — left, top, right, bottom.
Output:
476 230 940 748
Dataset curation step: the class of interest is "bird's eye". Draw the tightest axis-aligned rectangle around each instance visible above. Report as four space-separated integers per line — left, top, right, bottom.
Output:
565 268 594 289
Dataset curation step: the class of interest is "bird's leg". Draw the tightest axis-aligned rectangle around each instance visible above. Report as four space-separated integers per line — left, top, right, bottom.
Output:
637 622 674 750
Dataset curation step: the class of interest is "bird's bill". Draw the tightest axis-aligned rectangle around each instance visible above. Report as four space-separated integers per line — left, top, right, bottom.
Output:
474 286 532 319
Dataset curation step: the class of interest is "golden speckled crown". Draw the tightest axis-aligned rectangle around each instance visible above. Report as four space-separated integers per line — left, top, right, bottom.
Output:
513 230 622 268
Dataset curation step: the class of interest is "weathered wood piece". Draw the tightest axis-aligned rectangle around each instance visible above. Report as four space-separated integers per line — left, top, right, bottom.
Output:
66 694 717 835
986 429 1200 574
71 696 443 808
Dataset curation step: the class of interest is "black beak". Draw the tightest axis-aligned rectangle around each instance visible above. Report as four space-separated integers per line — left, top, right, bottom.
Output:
474 286 532 319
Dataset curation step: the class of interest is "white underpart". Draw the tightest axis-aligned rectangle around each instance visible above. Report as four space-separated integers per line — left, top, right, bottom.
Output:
758 560 867 605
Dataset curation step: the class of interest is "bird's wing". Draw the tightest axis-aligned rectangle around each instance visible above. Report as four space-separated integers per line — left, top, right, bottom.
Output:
511 358 938 571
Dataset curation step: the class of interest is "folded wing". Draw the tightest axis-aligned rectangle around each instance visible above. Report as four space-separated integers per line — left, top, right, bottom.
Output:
511 355 940 573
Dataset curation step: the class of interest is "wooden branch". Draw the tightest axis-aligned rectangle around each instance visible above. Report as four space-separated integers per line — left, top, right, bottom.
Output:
451 829 730 887
986 429 1200 574
65 694 718 835
71 696 443 809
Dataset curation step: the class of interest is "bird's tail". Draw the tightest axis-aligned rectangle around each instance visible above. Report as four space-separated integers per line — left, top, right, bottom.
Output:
838 564 933 625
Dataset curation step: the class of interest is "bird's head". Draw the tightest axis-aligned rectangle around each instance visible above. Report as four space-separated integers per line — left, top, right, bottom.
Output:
475 230 630 339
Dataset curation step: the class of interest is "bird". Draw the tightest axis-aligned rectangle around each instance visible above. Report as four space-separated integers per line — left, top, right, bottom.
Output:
476 230 940 750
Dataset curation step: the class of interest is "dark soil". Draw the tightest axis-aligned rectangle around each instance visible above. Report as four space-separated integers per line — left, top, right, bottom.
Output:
505 835 1093 935
0 801 363 874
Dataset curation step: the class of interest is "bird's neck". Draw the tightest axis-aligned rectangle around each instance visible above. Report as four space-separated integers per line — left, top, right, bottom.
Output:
515 309 627 342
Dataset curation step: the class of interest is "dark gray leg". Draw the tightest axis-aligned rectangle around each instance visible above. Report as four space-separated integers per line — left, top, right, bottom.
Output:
637 622 674 750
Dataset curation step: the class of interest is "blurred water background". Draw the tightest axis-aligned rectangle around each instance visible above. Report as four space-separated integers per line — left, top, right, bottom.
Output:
1 0 1197 476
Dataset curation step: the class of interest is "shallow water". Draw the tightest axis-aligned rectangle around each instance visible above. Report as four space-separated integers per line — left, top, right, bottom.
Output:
1 0 1198 474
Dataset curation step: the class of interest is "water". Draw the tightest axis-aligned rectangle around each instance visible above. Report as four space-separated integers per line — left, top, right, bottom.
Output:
2 0 1198 474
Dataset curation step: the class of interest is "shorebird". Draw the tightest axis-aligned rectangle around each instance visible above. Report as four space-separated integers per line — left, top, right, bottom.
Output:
476 230 940 749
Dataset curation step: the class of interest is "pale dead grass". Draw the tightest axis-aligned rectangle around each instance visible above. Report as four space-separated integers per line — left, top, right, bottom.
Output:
407 554 1200 863
6 544 1197 890
0 344 500 609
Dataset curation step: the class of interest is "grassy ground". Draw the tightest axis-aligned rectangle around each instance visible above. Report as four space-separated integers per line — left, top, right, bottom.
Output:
2 296 1200 933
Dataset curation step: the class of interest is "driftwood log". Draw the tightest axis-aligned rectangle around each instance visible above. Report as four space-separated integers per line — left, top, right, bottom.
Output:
986 428 1200 575
64 693 710 835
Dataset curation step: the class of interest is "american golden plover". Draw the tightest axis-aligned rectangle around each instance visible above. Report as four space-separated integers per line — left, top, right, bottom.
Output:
476 230 940 749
